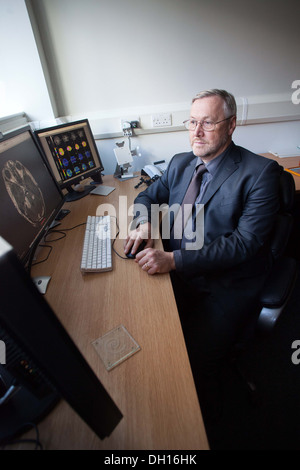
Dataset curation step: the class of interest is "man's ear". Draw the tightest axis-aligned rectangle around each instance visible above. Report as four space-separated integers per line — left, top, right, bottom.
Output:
228 115 236 136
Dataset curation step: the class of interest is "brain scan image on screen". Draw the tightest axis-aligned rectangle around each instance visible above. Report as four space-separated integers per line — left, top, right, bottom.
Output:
2 160 45 226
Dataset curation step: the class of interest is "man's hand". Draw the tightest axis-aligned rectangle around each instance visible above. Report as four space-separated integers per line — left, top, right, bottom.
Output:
124 222 154 257
135 248 175 275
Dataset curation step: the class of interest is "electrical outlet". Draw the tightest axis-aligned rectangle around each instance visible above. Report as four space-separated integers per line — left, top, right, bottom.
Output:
121 120 132 136
121 117 140 136
152 113 172 127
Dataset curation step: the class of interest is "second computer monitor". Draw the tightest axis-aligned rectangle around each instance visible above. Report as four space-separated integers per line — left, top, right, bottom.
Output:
35 119 104 201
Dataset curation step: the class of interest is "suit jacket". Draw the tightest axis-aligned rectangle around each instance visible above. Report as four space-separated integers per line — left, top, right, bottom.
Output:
134 142 281 294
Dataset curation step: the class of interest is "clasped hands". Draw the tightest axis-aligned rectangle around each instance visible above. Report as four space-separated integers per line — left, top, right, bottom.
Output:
123 222 175 275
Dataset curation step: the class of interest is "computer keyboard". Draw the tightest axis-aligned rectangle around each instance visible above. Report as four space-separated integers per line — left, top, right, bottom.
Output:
80 215 112 273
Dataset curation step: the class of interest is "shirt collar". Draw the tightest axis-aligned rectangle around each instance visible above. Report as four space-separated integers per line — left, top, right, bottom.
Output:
196 141 233 176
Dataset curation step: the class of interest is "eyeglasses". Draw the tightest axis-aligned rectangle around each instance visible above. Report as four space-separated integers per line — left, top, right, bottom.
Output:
183 115 235 132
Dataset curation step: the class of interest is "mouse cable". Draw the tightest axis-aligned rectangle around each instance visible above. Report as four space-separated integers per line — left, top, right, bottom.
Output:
110 215 130 260
112 234 129 260
51 217 129 260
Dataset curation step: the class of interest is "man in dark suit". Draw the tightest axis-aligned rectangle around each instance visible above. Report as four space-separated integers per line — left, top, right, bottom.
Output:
124 89 281 421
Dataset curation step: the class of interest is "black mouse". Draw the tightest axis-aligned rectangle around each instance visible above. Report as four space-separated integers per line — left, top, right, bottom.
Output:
126 240 147 259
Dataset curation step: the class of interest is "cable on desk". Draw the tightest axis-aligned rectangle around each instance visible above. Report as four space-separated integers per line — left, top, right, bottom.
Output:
45 222 87 241
110 215 129 260
31 217 132 269
31 244 53 267
29 223 87 270
0 422 43 450
44 231 66 242
57 222 87 232
134 175 160 189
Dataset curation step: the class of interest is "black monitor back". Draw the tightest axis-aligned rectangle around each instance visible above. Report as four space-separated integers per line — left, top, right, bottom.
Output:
0 237 122 444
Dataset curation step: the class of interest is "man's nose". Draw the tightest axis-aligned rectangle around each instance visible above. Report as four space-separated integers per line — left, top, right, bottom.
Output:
194 122 205 136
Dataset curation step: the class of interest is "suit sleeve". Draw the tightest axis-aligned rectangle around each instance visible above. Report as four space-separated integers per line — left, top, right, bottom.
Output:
179 159 281 276
131 163 172 228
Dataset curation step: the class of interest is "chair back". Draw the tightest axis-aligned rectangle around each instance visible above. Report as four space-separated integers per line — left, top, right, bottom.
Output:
269 169 295 260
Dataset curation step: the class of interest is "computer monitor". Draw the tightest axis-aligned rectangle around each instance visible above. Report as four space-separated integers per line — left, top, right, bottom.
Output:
0 126 64 265
35 119 104 201
0 236 123 444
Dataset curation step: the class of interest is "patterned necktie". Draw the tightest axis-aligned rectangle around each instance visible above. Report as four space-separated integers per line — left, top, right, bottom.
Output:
171 164 207 249
181 164 207 216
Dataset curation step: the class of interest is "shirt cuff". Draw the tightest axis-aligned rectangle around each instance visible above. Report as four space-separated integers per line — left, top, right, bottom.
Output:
130 217 149 230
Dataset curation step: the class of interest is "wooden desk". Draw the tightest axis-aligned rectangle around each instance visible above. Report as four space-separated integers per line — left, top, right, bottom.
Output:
261 153 300 191
26 175 209 450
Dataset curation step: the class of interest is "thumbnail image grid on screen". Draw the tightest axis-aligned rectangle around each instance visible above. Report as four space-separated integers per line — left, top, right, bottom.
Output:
35 120 104 193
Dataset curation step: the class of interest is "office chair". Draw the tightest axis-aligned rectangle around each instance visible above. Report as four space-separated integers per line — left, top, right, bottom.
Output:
234 168 298 402
257 168 297 331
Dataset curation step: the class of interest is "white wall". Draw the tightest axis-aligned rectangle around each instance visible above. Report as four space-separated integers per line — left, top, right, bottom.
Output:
0 0 54 121
1 0 299 174
95 120 300 176
27 0 299 116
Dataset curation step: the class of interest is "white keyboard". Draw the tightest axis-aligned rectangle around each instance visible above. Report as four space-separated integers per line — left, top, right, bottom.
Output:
81 215 112 273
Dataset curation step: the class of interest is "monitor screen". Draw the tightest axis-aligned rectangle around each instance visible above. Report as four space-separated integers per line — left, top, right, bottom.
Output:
0 127 64 264
0 237 123 444
35 119 104 201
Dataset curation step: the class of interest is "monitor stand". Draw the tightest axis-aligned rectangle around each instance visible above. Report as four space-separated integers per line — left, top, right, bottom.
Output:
91 172 103 184
64 185 94 202
114 164 135 180
64 170 104 201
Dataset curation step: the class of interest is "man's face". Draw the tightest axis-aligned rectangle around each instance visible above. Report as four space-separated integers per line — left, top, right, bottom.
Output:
189 96 236 162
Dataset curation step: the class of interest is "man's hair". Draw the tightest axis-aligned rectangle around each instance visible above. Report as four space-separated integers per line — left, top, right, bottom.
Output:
192 89 237 118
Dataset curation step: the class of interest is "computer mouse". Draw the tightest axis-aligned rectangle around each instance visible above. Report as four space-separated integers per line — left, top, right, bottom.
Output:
126 240 147 259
